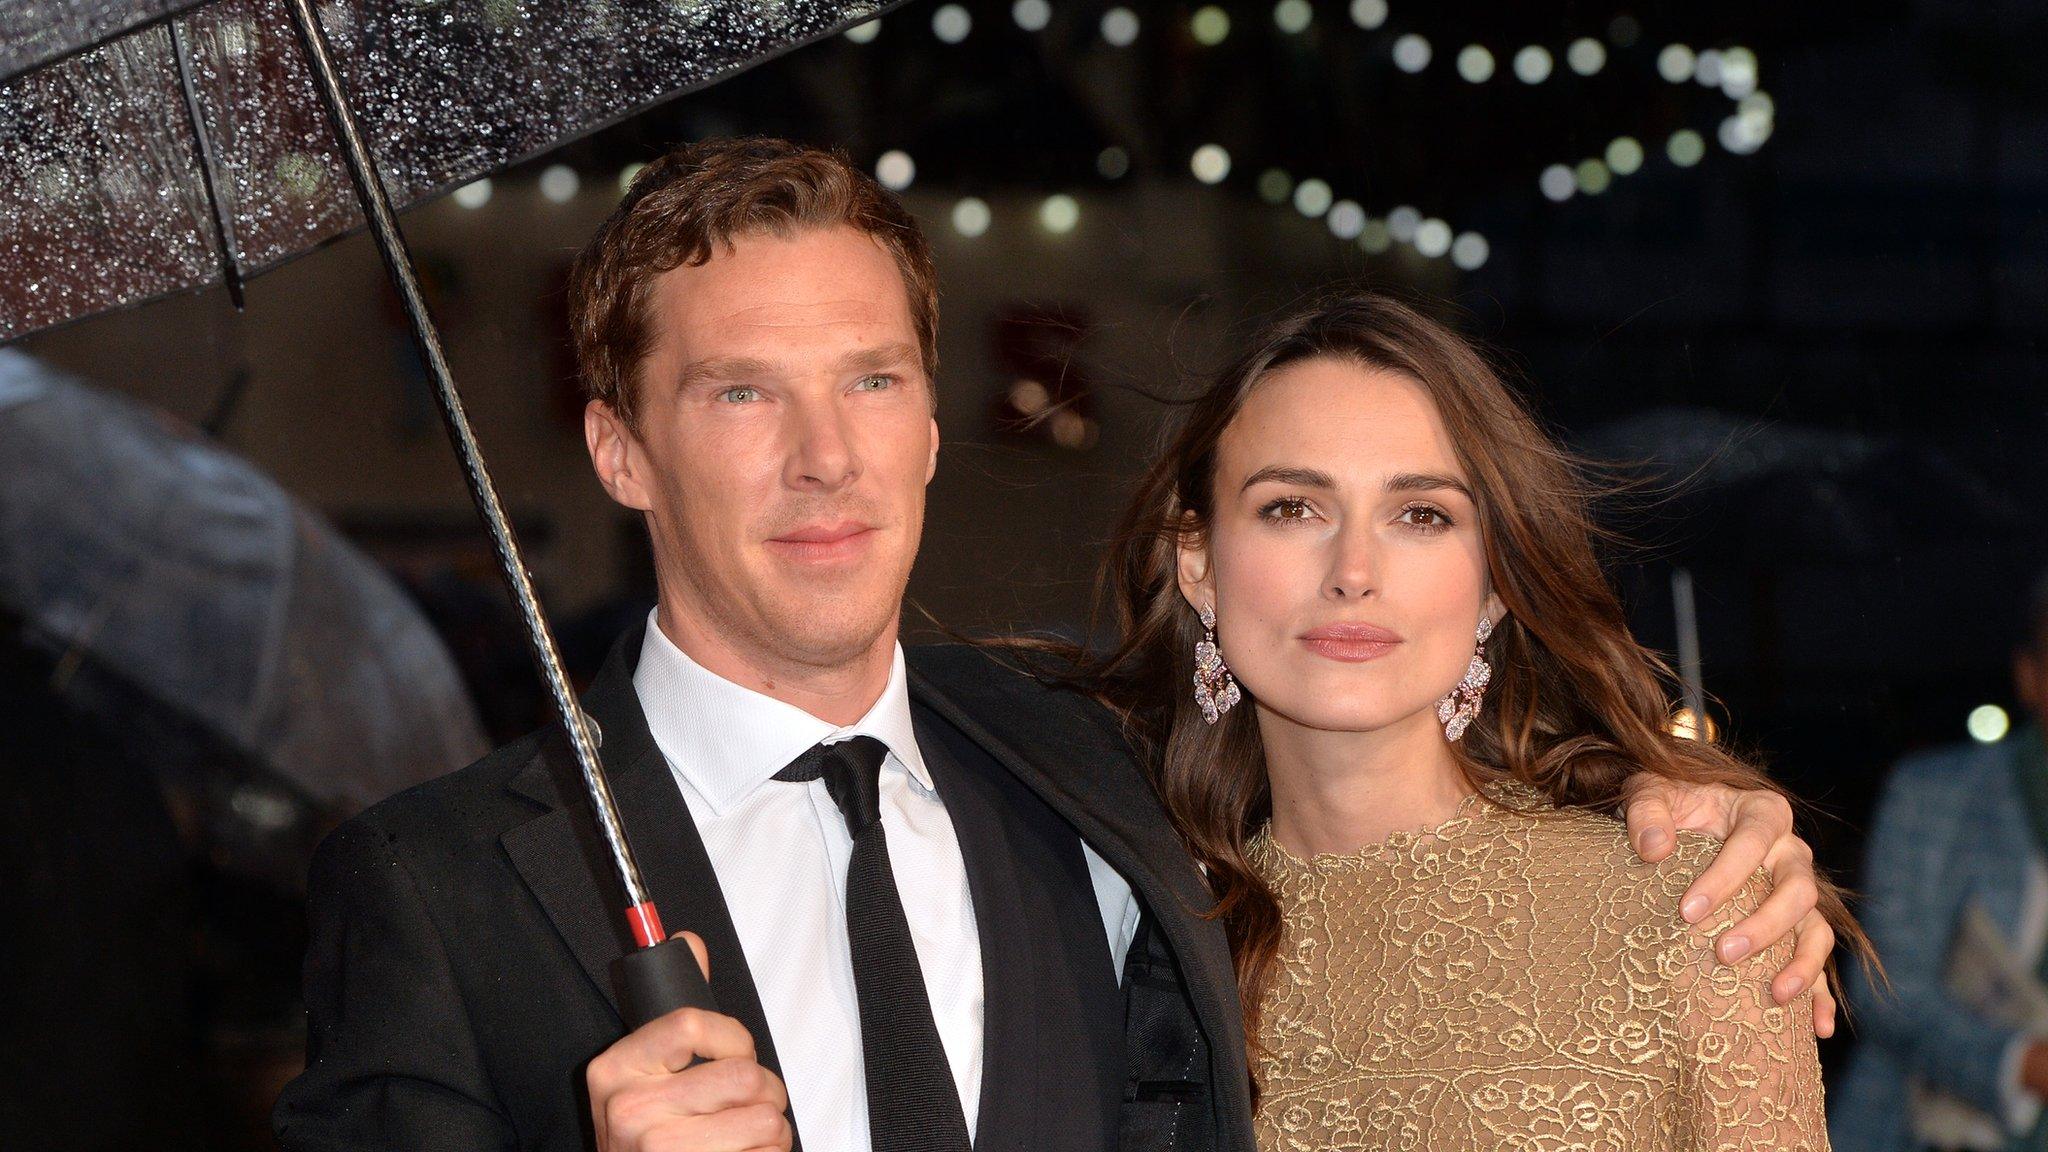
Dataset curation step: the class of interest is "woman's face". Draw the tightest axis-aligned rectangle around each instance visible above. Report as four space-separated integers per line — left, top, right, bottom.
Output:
1180 356 1499 737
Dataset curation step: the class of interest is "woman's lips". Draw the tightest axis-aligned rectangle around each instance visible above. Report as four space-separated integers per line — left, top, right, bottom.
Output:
1300 623 1403 663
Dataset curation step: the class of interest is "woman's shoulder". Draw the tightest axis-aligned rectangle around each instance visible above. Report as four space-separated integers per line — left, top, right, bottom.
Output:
1482 785 1772 949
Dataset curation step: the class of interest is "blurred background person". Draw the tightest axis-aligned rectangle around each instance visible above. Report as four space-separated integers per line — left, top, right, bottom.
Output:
1833 567 2048 1152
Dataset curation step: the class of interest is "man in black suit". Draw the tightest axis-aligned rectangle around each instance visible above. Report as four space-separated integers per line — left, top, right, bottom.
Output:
275 138 1839 1152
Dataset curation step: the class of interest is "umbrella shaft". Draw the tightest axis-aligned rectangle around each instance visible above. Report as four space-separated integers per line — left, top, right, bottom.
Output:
282 0 657 926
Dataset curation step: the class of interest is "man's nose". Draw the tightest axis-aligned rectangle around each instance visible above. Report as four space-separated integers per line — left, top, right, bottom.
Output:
783 394 860 491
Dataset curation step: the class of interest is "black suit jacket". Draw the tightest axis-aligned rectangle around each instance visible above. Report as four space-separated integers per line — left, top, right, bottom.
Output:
274 634 1253 1151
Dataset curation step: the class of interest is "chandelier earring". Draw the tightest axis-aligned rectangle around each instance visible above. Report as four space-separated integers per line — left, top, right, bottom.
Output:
1436 615 1495 742
1192 603 1242 725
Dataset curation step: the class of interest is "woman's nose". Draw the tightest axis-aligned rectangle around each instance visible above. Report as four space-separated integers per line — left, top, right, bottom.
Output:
1324 526 1377 600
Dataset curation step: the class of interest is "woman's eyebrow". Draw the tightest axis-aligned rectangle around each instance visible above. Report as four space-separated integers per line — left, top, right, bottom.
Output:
1385 471 1473 499
1240 465 1337 493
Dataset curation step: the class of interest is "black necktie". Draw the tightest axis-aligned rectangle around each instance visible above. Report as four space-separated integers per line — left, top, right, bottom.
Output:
774 737 971 1152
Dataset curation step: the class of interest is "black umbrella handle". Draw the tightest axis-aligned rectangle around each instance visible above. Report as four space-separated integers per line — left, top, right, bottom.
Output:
614 937 722 1031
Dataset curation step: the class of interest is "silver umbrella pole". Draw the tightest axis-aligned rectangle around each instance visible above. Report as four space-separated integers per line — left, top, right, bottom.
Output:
284 0 711 1023
1671 567 1707 731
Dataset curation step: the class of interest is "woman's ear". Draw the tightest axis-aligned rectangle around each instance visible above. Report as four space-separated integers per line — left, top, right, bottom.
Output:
1483 590 1508 632
1175 512 1212 614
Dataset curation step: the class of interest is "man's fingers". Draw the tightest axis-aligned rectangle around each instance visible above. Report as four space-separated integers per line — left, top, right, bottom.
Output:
1680 818 1776 924
1721 866 1816 963
682 930 710 982
600 1006 758 1078
1812 974 1839 1038
639 1102 791 1152
1623 784 1678 862
598 1060 790 1150
645 1057 788 1118
1769 910 1835 1003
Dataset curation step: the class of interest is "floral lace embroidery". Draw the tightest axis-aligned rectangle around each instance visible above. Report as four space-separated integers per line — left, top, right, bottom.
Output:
1246 784 1827 1152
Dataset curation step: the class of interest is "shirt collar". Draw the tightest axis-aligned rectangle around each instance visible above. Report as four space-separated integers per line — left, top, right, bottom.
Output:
631 609 929 816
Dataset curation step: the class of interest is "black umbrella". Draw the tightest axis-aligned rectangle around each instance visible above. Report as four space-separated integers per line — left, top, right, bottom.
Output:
0 352 490 868
1579 405 2030 693
1579 405 2023 563
2 0 906 1026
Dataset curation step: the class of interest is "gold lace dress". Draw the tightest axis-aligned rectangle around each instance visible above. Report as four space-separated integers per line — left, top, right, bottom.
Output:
1246 784 1827 1152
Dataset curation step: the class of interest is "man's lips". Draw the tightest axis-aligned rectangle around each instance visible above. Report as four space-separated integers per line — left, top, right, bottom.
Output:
764 522 878 561
771 522 874 545
1300 622 1403 662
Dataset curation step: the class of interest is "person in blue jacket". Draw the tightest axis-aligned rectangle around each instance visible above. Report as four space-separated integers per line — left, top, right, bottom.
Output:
1835 565 2048 1151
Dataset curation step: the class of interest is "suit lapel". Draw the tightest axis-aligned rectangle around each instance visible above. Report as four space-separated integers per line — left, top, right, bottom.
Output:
903 649 1248 1101
498 623 788 1088
914 709 1034 1146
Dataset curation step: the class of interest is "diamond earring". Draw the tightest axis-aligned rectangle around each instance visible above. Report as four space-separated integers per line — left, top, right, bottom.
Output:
1436 615 1495 742
1193 603 1242 725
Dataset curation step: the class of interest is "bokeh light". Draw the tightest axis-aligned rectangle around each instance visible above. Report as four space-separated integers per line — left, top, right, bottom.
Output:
1293 178 1334 217
538 165 579 203
1456 45 1495 84
1190 144 1231 184
1349 0 1388 30
1039 193 1080 233
875 150 915 191
1969 704 2012 743
951 197 992 237
1513 45 1553 84
933 4 971 43
1393 33 1432 73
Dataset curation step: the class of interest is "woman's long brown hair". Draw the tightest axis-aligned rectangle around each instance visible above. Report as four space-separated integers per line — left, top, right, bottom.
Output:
1016 288 1870 1069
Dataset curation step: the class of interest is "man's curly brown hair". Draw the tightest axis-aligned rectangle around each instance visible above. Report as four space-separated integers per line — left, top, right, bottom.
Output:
566 137 940 431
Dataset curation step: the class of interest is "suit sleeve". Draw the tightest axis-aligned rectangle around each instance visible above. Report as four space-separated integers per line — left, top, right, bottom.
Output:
1849 759 2025 1117
274 814 517 1151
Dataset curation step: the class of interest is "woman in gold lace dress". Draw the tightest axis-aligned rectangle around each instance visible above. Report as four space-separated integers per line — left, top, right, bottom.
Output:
1066 292 1867 1149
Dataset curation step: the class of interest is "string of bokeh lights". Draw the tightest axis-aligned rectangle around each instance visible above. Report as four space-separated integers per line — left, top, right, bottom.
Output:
846 1 1776 272
450 1 1777 281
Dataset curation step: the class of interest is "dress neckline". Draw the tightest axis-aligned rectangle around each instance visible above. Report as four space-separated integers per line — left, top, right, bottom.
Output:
1248 778 1550 876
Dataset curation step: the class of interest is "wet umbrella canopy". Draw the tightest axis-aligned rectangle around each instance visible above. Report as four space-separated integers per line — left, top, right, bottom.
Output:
2 0 907 1026
0 351 489 815
0 0 897 336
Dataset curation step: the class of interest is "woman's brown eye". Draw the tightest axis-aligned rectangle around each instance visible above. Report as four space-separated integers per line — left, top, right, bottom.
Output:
1402 505 1453 528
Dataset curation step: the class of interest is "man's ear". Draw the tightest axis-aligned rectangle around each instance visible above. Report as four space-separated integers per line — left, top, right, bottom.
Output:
1175 512 1212 614
926 415 940 485
585 400 656 512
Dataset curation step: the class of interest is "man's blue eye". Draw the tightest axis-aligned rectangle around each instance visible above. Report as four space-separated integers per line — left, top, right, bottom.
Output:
720 387 759 403
856 375 893 391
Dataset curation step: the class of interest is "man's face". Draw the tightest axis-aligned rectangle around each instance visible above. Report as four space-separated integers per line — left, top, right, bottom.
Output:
587 225 938 675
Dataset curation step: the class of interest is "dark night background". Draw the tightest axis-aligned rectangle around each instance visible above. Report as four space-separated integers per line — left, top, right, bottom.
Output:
4 0 2044 1145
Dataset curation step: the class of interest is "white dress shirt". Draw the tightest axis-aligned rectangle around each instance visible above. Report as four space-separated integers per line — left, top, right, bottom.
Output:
631 612 1139 1152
